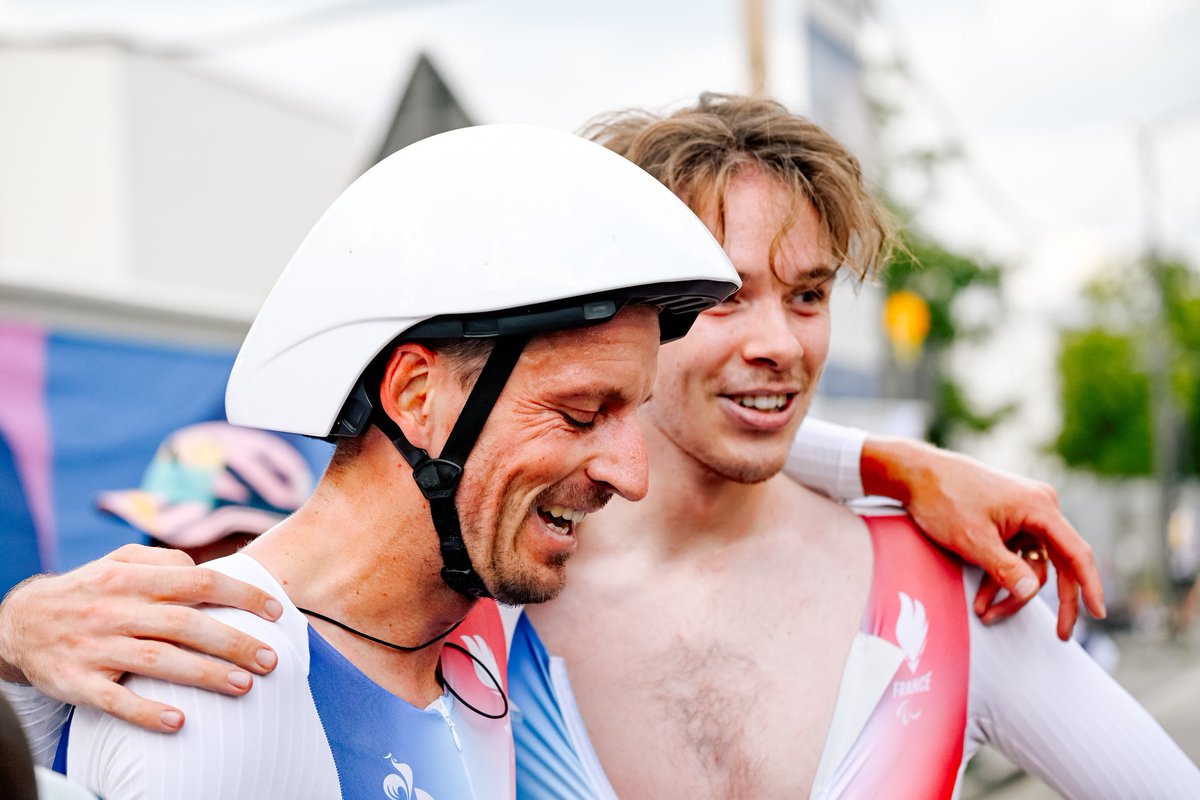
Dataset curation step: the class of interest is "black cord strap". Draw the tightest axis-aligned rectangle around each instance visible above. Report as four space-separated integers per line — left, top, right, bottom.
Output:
297 607 465 652
298 607 509 719
442 642 510 720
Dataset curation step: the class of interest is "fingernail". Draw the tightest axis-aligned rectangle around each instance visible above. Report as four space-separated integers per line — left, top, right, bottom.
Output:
265 599 283 620
1098 600 1108 618
160 710 183 729
229 670 252 690
1015 577 1038 599
255 648 277 671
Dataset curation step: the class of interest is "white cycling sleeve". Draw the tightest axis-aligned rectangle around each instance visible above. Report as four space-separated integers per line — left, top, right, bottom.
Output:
1 681 71 767
962 570 1200 799
64 556 338 799
783 418 868 501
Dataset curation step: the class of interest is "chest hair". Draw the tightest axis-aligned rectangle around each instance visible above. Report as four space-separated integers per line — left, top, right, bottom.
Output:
648 636 771 798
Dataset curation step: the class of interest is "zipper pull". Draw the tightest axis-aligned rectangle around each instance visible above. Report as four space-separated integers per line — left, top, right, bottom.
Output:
438 700 463 751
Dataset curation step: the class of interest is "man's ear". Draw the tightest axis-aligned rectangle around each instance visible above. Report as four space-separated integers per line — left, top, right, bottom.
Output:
377 343 441 451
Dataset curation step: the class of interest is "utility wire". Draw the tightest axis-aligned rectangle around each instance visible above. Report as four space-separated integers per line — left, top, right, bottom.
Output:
863 1 1037 244
0 0 449 60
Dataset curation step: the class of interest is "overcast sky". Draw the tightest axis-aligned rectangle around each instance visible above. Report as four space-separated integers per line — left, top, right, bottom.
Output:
2 0 1197 311
2 0 1196 469
884 0 1200 308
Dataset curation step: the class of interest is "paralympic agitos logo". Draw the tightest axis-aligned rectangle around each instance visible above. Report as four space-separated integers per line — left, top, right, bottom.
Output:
893 592 933 725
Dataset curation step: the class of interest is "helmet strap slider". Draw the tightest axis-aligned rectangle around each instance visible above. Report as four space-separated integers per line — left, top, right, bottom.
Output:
411 459 463 501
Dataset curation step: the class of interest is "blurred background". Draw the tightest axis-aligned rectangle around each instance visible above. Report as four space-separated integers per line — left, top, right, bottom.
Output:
0 1 1196 795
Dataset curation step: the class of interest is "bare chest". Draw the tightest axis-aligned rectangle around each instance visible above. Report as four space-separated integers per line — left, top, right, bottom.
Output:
529 558 869 798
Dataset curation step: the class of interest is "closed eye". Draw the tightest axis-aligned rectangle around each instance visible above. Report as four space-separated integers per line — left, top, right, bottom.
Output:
560 412 596 429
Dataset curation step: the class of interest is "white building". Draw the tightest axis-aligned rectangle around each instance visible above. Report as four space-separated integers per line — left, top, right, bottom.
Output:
0 43 358 346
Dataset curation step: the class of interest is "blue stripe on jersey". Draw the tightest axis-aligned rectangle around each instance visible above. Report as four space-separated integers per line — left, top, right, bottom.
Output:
509 614 600 800
52 707 73 774
306 626 472 800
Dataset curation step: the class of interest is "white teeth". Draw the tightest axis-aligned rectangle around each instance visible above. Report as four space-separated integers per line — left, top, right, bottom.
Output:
733 394 788 411
541 504 589 526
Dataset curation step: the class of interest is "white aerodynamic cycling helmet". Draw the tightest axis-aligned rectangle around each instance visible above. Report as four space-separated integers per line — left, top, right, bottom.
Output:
226 124 739 599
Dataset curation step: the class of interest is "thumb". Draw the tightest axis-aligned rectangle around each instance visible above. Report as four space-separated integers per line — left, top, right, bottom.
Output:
987 546 1041 604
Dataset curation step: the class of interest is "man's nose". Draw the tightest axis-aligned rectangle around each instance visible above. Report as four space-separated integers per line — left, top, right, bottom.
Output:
740 301 804 368
586 413 650 502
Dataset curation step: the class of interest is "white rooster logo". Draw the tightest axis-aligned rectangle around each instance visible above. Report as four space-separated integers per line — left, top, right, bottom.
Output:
896 592 928 673
382 755 435 800
459 634 501 689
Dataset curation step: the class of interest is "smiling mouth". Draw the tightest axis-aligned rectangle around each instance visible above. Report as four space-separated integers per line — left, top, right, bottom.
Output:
726 393 795 412
536 504 589 536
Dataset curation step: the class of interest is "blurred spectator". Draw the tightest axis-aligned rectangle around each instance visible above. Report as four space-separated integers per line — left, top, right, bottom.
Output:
95 421 315 563
0 689 37 800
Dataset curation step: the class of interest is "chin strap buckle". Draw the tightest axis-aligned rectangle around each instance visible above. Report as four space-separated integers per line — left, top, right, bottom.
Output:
411 458 464 501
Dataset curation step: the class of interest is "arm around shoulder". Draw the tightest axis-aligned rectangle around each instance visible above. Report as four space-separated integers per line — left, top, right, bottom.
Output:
65 600 336 799
785 417 868 500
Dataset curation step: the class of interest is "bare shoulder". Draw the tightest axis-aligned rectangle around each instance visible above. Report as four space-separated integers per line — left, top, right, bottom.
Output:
760 475 872 559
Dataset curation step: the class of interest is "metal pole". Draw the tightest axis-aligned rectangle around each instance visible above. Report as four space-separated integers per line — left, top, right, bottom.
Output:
1138 126 1181 622
745 0 767 96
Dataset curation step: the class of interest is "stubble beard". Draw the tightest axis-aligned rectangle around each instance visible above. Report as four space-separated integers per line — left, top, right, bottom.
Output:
475 482 612 607
705 447 789 485
651 403 796 486
488 554 570 607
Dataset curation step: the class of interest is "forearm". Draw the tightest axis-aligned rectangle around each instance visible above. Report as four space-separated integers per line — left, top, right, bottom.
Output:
0 574 43 683
0 640 22 684
784 417 868 500
786 422 944 504
859 434 946 504
790 424 1103 631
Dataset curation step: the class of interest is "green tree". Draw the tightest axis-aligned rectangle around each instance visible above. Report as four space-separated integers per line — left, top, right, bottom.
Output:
1053 258 1200 477
1054 328 1153 475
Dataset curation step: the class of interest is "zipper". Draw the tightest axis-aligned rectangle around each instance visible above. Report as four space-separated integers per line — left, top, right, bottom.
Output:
436 698 463 752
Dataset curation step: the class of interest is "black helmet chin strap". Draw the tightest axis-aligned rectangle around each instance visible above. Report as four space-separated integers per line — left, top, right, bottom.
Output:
370 335 530 600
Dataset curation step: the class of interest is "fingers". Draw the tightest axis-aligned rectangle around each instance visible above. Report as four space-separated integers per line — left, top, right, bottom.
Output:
144 565 284 622
1055 568 1082 642
979 547 1046 625
107 637 258 696
0 547 285 726
1022 510 1107 620
973 574 1003 617
130 605 279 676
82 677 186 734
